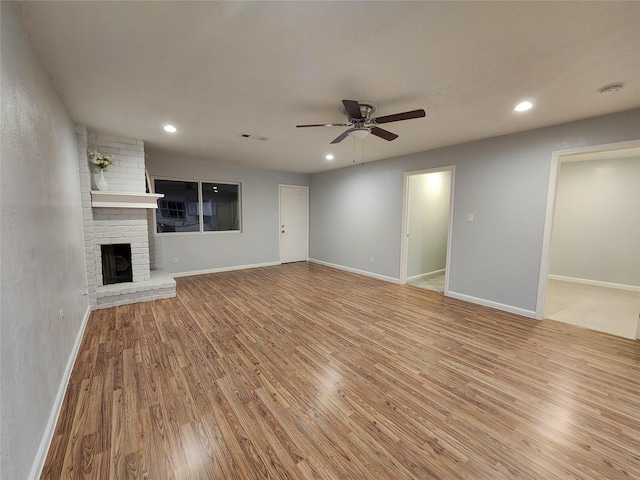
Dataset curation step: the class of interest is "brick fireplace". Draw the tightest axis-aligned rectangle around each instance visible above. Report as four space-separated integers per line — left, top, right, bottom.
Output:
76 125 176 309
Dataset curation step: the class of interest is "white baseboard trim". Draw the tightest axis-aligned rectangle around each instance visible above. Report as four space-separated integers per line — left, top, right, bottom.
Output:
30 304 92 480
407 268 446 283
311 260 534 317
308 258 401 284
548 274 640 292
446 291 537 319
170 261 282 278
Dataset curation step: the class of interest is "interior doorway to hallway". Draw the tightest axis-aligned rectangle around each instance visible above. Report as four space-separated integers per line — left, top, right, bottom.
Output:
400 167 454 294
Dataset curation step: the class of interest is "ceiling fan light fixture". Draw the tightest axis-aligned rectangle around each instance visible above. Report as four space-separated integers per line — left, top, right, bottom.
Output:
350 128 370 139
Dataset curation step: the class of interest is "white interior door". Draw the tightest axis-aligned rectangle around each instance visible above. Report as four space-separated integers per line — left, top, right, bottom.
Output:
279 185 308 263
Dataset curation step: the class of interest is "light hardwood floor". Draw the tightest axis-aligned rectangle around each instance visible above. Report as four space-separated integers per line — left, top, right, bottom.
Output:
41 262 640 479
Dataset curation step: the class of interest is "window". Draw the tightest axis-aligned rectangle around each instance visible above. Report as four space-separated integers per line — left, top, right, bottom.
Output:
202 182 240 231
159 200 186 220
154 179 241 233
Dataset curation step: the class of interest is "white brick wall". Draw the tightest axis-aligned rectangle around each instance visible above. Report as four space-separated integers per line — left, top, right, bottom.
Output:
77 126 174 309
147 208 163 270
76 124 98 307
93 208 151 284
87 131 146 193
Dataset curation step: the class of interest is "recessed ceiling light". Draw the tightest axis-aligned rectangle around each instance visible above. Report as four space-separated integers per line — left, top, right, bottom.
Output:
325 154 334 161
163 124 177 133
514 101 533 112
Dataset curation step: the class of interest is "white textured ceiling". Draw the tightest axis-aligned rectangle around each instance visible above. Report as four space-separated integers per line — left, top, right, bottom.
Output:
14 1 640 173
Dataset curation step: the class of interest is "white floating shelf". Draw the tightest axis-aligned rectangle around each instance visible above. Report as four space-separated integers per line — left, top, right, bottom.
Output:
90 191 164 209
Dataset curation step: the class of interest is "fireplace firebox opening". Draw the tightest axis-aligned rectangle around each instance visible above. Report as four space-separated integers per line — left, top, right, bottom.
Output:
101 244 133 285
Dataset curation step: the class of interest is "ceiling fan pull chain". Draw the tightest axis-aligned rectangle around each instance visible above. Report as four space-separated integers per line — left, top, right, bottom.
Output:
352 135 356 164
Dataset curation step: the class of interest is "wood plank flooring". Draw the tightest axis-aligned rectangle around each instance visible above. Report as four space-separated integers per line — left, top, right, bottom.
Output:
41 262 640 479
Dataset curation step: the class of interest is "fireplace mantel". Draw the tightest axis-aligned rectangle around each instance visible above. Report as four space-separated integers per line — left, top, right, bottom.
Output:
90 191 164 209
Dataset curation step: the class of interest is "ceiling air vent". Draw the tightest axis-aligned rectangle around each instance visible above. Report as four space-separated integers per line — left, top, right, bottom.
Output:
239 133 269 141
599 83 623 94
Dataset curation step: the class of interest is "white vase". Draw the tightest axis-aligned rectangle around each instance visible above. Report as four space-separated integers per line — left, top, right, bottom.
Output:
96 169 108 191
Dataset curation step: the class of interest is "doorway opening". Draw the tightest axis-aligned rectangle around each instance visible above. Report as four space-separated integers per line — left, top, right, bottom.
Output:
400 167 454 294
537 140 640 339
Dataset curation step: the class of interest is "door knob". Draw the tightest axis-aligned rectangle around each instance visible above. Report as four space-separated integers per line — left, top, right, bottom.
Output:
282 230 285 233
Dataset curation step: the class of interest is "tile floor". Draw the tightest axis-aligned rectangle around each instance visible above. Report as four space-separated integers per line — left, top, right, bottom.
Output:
408 270 445 293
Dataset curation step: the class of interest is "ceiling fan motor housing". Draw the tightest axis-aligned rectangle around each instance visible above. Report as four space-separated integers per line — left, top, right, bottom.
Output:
340 102 376 123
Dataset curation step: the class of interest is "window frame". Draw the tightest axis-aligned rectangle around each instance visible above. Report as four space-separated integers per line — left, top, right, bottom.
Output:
158 199 187 221
152 176 242 235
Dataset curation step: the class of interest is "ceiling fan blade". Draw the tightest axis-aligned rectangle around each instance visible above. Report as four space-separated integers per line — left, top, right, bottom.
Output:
296 123 351 128
373 109 426 124
370 126 398 141
342 100 363 120
330 130 351 144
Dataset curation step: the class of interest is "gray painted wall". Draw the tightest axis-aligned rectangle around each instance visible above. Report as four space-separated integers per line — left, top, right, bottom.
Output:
550 156 640 286
1 3 88 478
407 171 451 278
146 153 309 274
310 109 640 314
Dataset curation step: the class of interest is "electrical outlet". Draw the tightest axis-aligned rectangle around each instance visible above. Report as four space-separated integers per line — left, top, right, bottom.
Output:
369 257 374 263
59 309 64 324
173 257 178 264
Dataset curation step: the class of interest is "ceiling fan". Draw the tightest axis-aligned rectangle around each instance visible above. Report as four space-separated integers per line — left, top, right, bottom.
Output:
296 99 426 144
